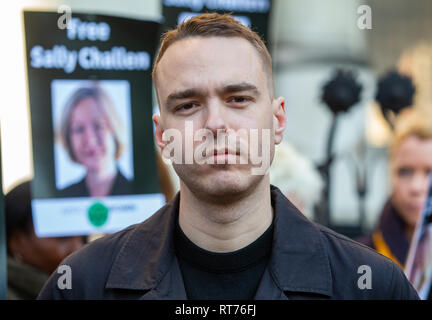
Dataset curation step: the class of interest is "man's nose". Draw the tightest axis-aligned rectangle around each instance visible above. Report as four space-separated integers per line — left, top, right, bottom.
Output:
204 99 229 134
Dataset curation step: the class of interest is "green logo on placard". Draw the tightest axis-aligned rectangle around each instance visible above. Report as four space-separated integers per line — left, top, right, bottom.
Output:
88 202 109 227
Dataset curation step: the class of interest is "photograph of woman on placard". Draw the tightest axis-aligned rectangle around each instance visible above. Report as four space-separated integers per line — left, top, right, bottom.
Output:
52 80 134 198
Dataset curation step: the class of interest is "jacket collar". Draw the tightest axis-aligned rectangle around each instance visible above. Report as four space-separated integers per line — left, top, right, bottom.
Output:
105 197 180 292
266 185 332 297
105 185 333 298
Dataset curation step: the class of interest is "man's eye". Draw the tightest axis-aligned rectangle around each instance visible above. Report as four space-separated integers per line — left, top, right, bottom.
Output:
228 96 250 104
176 103 197 112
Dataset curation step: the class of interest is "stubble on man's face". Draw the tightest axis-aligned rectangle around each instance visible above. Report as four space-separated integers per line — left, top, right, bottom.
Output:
155 36 276 202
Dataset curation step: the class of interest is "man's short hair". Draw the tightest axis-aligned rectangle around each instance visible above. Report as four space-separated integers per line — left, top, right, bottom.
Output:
390 107 432 158
152 13 274 98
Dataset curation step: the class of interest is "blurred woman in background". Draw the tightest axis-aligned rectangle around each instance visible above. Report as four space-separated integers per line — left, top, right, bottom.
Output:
357 108 432 268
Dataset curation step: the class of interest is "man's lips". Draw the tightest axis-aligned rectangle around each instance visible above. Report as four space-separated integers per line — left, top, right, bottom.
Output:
213 148 239 156
209 148 242 164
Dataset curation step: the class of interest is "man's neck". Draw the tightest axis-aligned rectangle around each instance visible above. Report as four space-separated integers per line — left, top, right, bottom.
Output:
178 177 273 253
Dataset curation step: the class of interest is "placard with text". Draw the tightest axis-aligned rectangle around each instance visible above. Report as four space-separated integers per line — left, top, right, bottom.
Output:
23 11 164 237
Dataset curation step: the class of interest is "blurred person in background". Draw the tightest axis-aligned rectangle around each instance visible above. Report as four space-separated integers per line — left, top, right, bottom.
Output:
357 108 432 269
6 181 85 299
58 83 132 197
270 141 323 220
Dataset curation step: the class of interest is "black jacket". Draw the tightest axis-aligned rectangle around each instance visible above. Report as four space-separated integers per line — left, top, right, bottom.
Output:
38 186 419 300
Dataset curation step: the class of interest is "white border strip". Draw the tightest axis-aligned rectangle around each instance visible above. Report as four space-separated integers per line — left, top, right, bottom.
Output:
32 193 165 237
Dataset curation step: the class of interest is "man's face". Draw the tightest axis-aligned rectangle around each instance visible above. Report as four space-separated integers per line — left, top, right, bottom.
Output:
153 36 285 200
391 136 432 229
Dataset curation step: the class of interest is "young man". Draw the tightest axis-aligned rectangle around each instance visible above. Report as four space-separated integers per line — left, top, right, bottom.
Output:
38 13 418 300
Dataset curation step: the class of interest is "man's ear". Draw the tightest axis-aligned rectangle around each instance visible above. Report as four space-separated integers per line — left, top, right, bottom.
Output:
153 114 166 150
273 96 286 145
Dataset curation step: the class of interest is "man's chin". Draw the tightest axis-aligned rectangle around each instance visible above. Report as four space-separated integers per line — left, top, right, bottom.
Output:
179 168 264 202
194 183 248 203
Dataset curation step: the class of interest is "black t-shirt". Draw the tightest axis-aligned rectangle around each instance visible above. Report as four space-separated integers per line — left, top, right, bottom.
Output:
174 217 273 300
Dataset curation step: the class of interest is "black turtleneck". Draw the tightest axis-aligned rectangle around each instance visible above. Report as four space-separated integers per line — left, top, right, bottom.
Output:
174 217 273 300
